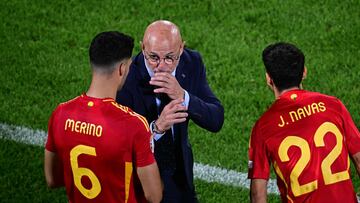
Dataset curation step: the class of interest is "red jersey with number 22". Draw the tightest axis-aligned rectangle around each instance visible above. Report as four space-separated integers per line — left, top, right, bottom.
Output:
248 90 360 203
46 94 155 203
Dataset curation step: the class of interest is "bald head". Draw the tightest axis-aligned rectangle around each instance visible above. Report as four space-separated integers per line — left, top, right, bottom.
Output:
141 20 184 73
142 20 183 52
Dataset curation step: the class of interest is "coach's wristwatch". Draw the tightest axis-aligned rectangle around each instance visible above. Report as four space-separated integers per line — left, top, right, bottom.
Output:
150 120 166 135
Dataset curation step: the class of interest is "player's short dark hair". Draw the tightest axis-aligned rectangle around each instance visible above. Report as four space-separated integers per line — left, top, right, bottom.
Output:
262 42 305 92
89 31 134 72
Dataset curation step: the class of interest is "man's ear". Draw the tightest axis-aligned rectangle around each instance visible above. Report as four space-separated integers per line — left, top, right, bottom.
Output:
118 59 131 77
302 66 307 80
266 72 274 88
179 41 185 55
118 62 124 77
140 41 145 51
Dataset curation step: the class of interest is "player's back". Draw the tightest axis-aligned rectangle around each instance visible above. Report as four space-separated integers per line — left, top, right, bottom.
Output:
258 89 359 203
46 94 153 203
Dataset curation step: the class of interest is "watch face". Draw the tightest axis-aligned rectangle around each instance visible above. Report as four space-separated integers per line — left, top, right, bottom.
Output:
150 120 165 135
150 121 154 134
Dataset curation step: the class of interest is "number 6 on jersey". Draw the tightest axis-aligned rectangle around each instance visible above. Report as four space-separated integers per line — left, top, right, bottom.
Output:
70 145 101 199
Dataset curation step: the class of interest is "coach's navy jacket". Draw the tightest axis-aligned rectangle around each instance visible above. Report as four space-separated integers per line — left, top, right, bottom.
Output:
116 48 224 192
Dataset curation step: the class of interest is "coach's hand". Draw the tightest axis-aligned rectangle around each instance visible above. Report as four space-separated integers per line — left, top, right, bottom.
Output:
155 98 188 132
150 72 185 100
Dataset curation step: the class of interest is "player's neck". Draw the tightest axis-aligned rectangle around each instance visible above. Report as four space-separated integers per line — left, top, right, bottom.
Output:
275 86 301 99
86 77 118 100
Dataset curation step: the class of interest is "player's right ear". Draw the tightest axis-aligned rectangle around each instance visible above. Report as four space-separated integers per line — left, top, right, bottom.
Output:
265 73 274 89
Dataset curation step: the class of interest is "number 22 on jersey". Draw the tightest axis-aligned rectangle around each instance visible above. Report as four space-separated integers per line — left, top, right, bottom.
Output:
276 122 350 197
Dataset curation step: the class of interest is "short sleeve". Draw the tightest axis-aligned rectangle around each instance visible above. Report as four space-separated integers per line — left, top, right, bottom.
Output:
133 118 156 167
339 100 360 155
45 108 57 152
248 121 271 180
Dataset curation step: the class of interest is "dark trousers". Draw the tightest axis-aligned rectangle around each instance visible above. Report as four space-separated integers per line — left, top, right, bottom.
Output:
160 169 198 203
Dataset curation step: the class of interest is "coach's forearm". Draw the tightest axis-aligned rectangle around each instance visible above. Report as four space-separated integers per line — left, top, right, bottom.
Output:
188 95 224 132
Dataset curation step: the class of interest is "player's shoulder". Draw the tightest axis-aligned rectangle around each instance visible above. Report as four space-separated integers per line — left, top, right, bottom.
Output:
108 101 150 131
305 90 344 107
58 95 84 107
256 99 280 122
253 110 272 133
306 90 338 100
52 95 82 114
107 101 133 116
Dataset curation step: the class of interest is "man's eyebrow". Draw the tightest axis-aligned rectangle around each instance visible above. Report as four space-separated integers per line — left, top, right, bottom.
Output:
165 52 175 56
148 52 159 56
149 51 175 56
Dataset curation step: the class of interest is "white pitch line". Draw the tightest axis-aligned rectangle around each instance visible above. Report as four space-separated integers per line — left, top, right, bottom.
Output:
193 163 279 194
0 122 279 194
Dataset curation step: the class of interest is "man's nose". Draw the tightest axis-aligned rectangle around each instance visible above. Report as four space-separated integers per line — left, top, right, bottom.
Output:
156 59 168 71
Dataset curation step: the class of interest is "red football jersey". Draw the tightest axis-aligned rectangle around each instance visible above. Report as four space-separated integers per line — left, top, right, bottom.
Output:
248 90 360 203
46 94 155 203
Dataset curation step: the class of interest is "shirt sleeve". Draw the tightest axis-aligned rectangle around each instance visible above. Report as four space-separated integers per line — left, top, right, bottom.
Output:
153 133 163 141
134 119 156 167
45 108 57 152
183 90 190 108
339 100 360 155
248 121 271 180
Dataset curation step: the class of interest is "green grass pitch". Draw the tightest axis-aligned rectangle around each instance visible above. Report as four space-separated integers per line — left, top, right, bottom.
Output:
1 0 360 202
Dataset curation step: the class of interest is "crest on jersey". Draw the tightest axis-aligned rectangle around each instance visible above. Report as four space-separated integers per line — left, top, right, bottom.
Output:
290 93 297 101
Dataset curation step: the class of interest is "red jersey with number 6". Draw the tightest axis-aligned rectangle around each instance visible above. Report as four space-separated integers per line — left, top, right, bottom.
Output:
248 89 360 203
46 94 155 203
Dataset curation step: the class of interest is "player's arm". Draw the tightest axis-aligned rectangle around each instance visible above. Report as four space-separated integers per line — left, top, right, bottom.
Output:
250 179 267 203
44 149 64 188
339 100 360 177
133 118 163 203
137 162 163 203
351 152 360 178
